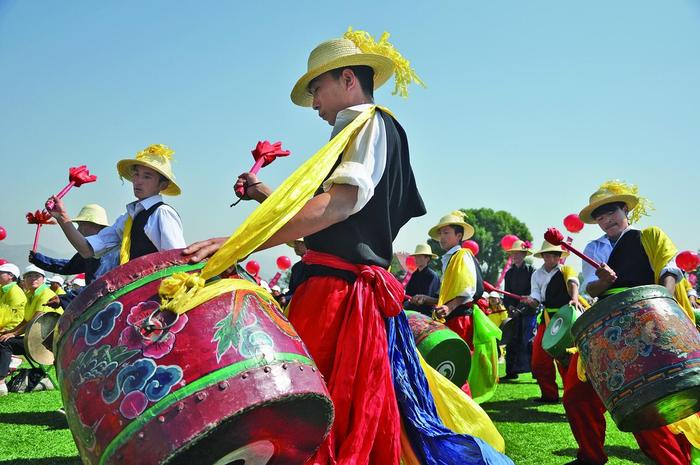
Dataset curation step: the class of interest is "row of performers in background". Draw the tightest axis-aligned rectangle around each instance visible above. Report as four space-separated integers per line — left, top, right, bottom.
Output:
380 180 696 465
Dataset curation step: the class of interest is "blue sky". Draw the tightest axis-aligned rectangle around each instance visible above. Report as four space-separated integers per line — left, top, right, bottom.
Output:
1 1 699 279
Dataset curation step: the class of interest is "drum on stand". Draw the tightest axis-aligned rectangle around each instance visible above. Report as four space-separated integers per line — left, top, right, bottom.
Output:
55 250 333 465
25 311 61 366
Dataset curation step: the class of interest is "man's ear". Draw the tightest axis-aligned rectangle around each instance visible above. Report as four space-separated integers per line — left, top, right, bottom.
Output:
341 68 356 90
159 180 170 192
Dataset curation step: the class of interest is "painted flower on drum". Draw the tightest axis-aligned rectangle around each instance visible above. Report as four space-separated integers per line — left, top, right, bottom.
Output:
118 300 188 359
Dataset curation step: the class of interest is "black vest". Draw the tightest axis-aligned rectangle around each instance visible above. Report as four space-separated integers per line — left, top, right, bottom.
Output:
607 229 655 288
447 254 485 320
129 202 164 260
304 110 426 268
544 269 570 309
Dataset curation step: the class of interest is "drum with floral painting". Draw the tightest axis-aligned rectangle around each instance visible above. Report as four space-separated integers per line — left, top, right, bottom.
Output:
55 249 333 465
572 285 700 432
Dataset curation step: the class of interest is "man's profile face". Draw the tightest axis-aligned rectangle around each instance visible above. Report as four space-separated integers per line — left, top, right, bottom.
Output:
594 205 629 239
309 71 350 126
438 226 462 251
414 254 431 269
511 251 526 266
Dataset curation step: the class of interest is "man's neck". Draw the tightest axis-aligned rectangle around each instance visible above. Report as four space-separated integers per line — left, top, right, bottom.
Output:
544 264 558 273
417 264 427 272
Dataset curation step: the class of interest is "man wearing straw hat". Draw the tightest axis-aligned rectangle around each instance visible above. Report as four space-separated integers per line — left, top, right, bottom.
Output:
30 204 113 285
46 144 186 274
502 240 536 380
428 211 482 349
405 243 440 316
523 240 584 403
188 29 427 464
560 180 692 465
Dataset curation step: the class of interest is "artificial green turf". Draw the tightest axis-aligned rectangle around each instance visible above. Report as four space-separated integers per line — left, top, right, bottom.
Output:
0 365 653 464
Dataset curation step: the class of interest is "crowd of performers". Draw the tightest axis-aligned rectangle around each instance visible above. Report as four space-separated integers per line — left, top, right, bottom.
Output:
1 27 700 465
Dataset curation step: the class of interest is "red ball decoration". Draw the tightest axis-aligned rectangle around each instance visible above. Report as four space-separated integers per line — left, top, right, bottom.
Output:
405 255 418 273
245 260 261 276
276 255 292 271
462 240 479 256
500 234 519 251
0 226 5 241
563 214 585 233
677 251 700 272
0 259 6 266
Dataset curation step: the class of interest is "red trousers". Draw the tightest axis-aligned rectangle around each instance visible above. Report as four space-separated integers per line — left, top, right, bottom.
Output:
287 251 403 465
446 314 474 352
562 353 691 465
531 321 566 400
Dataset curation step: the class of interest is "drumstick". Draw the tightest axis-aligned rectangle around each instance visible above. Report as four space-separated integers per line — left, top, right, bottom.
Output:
545 227 602 269
483 280 525 301
234 141 290 198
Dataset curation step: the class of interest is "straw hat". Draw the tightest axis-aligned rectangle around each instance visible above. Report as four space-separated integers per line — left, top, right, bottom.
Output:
578 180 647 224
533 240 570 259
24 264 46 277
0 263 20 278
291 38 394 107
429 211 475 241
117 144 181 196
506 240 533 256
71 204 109 227
410 243 437 259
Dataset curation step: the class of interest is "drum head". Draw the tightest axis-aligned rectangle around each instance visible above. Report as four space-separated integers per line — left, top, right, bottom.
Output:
24 312 61 366
542 304 577 358
500 317 517 346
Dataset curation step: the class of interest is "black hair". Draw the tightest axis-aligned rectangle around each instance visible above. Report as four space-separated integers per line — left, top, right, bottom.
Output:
542 251 563 258
329 65 375 98
447 225 464 238
591 202 626 220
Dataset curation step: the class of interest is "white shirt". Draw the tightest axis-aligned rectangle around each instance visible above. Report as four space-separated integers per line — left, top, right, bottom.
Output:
530 265 579 305
86 195 186 258
441 244 478 301
581 227 683 293
321 104 387 215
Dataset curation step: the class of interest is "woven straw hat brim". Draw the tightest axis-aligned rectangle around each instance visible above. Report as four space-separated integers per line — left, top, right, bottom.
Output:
116 159 181 196
70 204 109 227
410 249 438 259
291 53 395 107
579 194 639 224
533 242 570 259
428 221 475 241
506 247 533 256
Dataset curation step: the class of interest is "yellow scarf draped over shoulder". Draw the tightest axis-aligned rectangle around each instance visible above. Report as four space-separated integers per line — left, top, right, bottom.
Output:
438 249 476 306
640 226 695 323
158 105 389 314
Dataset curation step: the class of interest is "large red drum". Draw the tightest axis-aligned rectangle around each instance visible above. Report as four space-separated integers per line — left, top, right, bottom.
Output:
55 250 333 465
572 285 700 432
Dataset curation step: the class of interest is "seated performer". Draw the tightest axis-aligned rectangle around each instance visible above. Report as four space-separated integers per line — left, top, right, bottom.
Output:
523 240 583 403
0 263 26 336
184 29 513 465
30 204 114 284
562 180 692 465
405 243 441 316
502 239 536 380
485 291 508 328
46 144 185 274
0 265 63 396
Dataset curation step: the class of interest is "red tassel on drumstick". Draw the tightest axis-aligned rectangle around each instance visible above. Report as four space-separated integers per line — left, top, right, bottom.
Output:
26 210 56 253
46 165 97 210
233 141 290 203
544 227 602 269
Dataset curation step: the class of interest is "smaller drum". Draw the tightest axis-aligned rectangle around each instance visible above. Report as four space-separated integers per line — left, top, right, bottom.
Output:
500 317 517 346
572 285 700 432
405 310 471 386
542 304 578 364
24 312 61 366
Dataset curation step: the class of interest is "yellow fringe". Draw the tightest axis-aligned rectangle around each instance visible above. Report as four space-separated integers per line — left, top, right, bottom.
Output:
344 27 426 98
599 180 653 224
136 144 174 161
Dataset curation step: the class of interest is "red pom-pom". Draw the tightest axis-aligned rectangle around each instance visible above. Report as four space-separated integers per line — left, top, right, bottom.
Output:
245 260 261 276
405 255 418 273
563 214 584 233
69 165 97 187
462 240 479 256
0 226 6 241
544 227 565 245
252 141 291 167
500 234 519 251
276 256 292 271
677 251 700 273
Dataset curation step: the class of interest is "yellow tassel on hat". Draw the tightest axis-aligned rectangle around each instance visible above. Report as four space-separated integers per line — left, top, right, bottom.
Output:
599 180 653 224
344 27 426 98
136 144 175 161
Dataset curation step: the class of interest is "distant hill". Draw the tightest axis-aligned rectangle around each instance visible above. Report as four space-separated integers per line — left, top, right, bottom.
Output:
0 243 68 271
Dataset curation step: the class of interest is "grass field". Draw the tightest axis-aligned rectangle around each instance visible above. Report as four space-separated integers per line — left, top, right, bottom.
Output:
0 365 652 465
